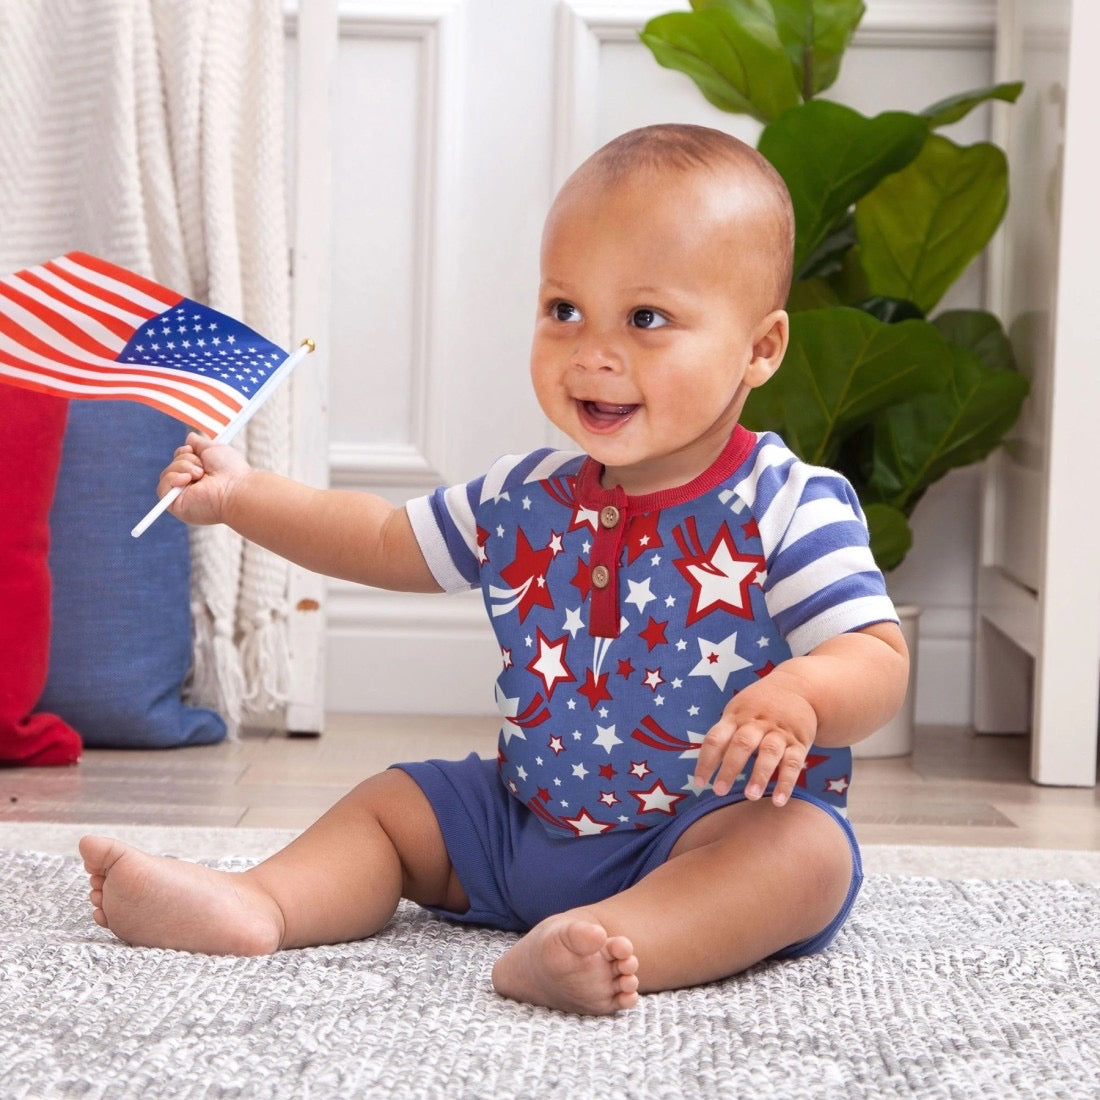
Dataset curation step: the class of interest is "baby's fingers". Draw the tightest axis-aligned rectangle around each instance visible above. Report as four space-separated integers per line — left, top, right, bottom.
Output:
157 456 204 498
694 720 759 797
746 738 807 806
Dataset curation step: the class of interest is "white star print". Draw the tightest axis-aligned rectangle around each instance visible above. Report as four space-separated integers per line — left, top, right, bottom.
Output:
562 607 585 638
625 577 657 614
631 779 683 815
564 809 614 836
529 634 572 695
592 724 622 754
685 539 760 618
571 763 589 779
494 684 527 745
689 631 752 691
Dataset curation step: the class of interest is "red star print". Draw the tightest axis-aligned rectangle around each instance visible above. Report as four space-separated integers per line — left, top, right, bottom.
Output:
578 667 613 710
570 559 592 602
537 787 552 803
639 617 668 651
617 658 635 679
755 661 776 678
500 529 555 621
599 763 617 779
624 512 663 564
797 752 828 788
741 518 760 542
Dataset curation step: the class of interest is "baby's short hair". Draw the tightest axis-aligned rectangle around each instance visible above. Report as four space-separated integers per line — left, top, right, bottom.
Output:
575 123 795 309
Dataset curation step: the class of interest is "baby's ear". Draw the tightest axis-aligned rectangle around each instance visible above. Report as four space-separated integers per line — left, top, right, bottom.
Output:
744 309 789 388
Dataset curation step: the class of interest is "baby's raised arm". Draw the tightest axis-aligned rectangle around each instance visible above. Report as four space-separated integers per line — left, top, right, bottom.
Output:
161 432 441 593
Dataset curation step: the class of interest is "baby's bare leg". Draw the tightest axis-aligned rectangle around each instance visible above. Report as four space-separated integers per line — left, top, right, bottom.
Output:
491 798 852 1010
80 770 461 955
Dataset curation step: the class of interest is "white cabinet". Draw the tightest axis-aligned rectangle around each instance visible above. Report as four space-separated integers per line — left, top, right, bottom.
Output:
974 0 1100 784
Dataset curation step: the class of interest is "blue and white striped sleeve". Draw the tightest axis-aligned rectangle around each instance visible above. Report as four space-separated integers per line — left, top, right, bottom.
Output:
405 448 581 594
737 435 898 656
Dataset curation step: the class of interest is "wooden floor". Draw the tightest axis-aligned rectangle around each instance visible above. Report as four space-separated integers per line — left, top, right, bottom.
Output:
2 716 1098 850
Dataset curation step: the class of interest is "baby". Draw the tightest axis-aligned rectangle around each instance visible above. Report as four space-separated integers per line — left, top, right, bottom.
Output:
80 123 908 1016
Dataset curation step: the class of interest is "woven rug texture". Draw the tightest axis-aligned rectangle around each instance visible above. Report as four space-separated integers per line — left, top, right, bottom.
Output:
2 848 1098 1100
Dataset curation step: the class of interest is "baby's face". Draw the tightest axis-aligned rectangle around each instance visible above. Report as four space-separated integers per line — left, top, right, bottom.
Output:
530 168 786 496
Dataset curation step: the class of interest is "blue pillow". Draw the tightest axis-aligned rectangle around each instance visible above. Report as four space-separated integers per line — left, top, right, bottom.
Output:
38 401 226 748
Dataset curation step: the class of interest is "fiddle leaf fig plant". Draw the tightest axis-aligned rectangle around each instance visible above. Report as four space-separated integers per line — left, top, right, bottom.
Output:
641 0 1028 570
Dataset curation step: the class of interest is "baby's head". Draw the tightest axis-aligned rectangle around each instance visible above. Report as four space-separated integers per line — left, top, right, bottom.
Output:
531 124 795 494
555 124 794 312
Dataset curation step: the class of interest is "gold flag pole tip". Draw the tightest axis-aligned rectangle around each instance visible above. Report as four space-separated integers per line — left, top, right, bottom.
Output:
300 338 316 352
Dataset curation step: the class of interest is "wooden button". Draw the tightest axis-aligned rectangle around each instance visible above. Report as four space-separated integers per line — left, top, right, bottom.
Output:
599 505 621 529
591 564 611 589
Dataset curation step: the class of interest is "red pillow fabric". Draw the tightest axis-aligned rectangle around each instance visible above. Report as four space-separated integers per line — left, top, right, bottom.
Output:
0 386 82 766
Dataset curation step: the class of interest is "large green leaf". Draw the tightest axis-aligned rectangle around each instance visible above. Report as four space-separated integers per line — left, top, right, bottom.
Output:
855 133 1008 313
640 6 800 123
863 502 913 572
866 344 1029 511
921 81 1024 129
767 0 865 98
758 101 928 275
741 307 946 467
932 309 1016 372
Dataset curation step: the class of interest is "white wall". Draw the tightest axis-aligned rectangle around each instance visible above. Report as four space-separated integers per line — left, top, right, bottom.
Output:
286 0 1003 722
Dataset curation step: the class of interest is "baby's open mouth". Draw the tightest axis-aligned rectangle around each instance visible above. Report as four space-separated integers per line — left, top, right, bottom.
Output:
581 400 639 424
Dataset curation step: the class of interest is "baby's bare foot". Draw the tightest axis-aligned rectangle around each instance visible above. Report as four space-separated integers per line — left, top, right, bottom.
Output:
491 912 640 1015
79 835 284 956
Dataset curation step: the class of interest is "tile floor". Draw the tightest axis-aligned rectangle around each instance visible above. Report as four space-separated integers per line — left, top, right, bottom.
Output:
2 716 1098 850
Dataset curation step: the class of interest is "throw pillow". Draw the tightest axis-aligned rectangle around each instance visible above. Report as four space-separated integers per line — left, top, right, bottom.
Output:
39 400 226 748
0 386 83 766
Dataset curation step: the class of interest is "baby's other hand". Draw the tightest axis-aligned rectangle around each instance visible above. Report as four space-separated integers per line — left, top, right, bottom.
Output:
158 431 252 526
692 677 817 807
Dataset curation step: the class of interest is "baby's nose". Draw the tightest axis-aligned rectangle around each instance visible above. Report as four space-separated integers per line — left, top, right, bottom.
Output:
571 333 623 372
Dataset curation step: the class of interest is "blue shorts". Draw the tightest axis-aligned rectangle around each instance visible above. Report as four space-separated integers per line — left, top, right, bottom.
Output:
393 753 862 959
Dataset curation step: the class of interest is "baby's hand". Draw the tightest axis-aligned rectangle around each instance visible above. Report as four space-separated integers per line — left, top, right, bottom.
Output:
159 432 252 527
692 676 817 807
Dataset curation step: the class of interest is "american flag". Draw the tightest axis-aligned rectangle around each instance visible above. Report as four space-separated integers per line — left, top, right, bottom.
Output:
0 252 288 436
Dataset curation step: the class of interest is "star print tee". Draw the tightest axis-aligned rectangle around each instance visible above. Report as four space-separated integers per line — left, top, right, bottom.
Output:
406 426 898 838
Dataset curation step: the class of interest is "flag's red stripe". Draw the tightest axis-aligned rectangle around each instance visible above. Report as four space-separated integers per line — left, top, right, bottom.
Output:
66 252 181 309
0 282 120 359
42 259 167 324
0 312 240 414
0 372 226 434
0 351 237 431
18 269 140 343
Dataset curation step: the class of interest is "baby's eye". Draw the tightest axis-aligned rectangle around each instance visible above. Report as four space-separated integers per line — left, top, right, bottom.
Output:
551 301 582 323
630 307 669 330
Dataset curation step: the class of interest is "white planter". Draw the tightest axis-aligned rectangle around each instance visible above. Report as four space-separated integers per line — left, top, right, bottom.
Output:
852 603 921 759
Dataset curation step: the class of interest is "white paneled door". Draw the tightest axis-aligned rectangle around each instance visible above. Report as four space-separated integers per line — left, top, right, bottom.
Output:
288 1 1004 724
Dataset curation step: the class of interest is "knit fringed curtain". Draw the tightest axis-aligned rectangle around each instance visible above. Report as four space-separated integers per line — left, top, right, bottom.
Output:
0 0 293 732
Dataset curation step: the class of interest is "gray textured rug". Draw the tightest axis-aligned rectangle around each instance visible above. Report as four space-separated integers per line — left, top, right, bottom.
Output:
2 842 1099 1100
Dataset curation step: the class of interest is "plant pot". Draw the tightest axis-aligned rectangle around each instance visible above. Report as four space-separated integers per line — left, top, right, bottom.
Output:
852 603 920 759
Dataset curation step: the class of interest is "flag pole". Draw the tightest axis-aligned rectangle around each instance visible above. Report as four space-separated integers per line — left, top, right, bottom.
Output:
130 338 316 538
